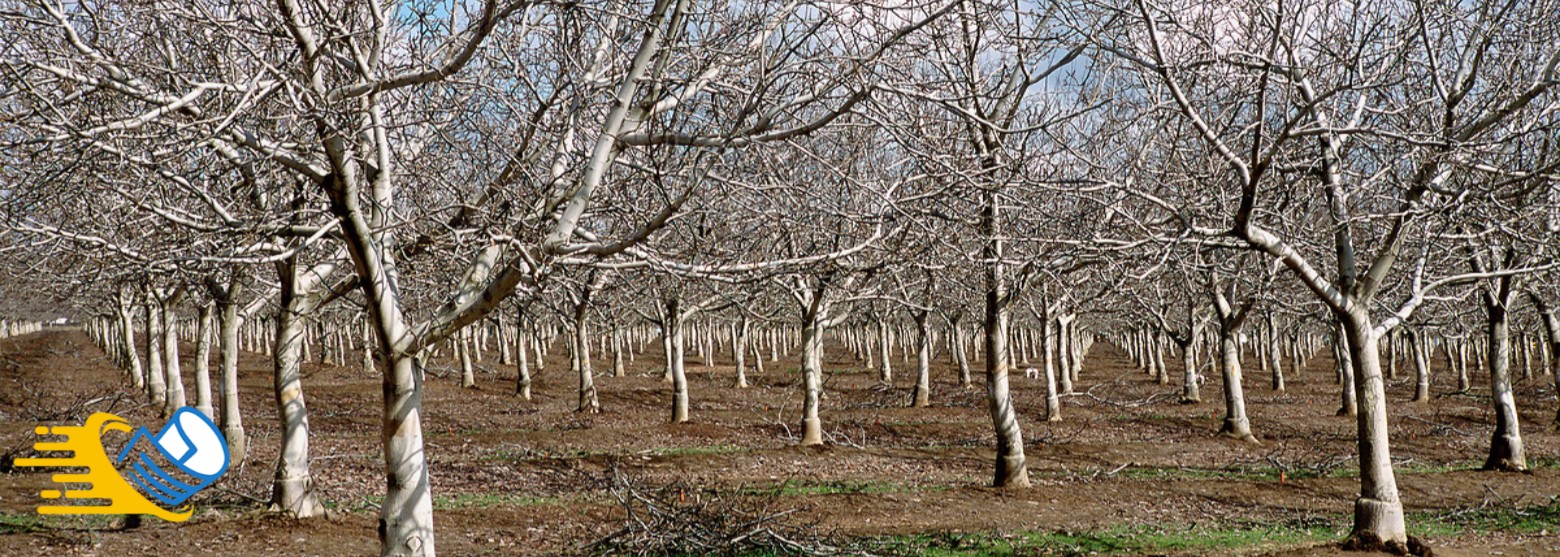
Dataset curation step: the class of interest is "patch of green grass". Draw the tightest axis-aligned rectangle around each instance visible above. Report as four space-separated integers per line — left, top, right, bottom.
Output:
326 493 567 514
1103 465 1313 482
881 419 936 427
741 480 937 497
435 492 564 510
1086 459 1485 484
481 444 746 463
781 366 860 376
0 510 120 534
872 519 1343 556
647 444 743 457
1529 455 1560 469
1398 461 1480 475
1409 497 1560 538
869 500 1560 555
479 447 543 461
1106 413 1178 422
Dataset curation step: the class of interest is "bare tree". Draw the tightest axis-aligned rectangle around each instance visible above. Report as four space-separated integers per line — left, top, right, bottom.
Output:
1101 0 1560 545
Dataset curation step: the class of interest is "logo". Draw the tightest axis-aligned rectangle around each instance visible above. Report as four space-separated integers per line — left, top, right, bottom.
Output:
15 407 231 522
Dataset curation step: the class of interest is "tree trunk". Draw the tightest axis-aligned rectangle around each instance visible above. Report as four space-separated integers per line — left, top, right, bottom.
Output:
1520 332 1532 381
532 332 545 372
497 322 512 367
1410 329 1431 403
1044 359 1061 422
1482 294 1526 471
751 328 765 375
982 188 1029 488
612 324 626 378
567 330 579 380
326 176 440 555
661 326 674 383
576 305 599 413
800 313 825 446
1336 321 1357 417
1153 332 1169 384
217 283 246 464
1267 315 1284 392
118 296 144 391
270 261 326 518
954 317 972 388
1217 326 1256 443
514 317 531 401
1179 337 1200 404
380 353 434 556
146 298 166 407
877 319 892 384
669 302 689 423
1290 332 1303 380
1457 340 1471 391
734 317 749 388
161 295 188 416
1056 316 1075 395
458 327 476 388
1385 329 1398 380
194 302 216 420
911 312 931 407
1069 322 1083 385
1535 297 1560 427
362 318 375 375
1042 314 1059 392
1341 310 1407 546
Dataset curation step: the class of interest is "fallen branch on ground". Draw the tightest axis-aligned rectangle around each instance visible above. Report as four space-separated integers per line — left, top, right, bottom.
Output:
589 464 876 556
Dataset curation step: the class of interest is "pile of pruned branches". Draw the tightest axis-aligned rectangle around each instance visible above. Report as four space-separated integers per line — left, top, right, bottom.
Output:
588 466 874 557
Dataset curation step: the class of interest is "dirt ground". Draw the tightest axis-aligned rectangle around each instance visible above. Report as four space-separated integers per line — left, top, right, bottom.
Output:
2 328 1558 556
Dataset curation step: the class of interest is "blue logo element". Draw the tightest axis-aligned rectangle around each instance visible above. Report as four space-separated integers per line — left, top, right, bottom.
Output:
116 407 231 506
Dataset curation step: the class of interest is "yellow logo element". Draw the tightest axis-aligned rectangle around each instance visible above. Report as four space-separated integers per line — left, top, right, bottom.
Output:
15 409 231 522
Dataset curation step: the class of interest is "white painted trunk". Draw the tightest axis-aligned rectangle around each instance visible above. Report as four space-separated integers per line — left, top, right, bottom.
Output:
953 319 971 387
800 315 824 446
877 319 892 384
458 328 475 388
733 319 748 388
911 313 931 407
1482 299 1526 471
1180 338 1200 403
983 189 1028 488
270 265 326 519
1411 330 1431 403
380 354 435 557
514 323 531 400
612 327 625 378
1537 304 1560 426
1341 311 1407 545
1044 361 1061 422
194 303 216 420
146 299 166 406
1217 329 1255 442
162 303 185 410
218 289 246 464
1336 321 1357 417
119 303 144 390
1056 317 1074 395
670 310 688 423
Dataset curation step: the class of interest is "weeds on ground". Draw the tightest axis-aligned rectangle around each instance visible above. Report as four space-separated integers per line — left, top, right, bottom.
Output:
590 464 870 556
869 519 1340 556
868 498 1560 556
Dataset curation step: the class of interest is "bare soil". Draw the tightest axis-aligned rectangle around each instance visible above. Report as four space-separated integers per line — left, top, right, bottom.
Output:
2 329 1558 556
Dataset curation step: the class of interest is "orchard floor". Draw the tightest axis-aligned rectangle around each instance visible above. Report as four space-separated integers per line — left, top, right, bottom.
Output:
3 328 1559 556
